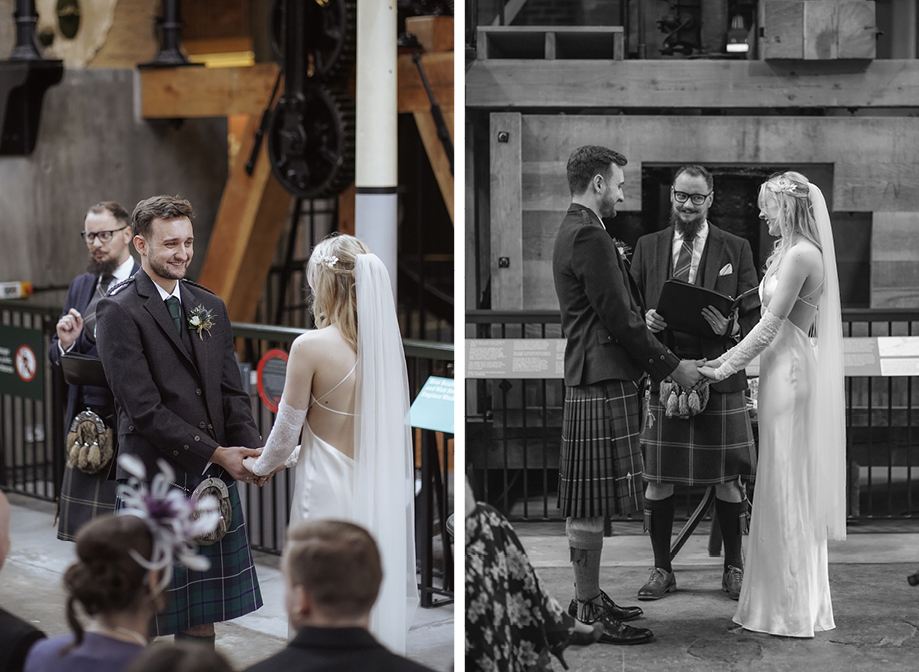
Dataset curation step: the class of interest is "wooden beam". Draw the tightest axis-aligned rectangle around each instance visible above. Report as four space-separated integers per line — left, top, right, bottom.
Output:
397 53 454 114
198 114 291 322
140 63 279 118
489 113 524 310
413 109 455 224
467 59 919 108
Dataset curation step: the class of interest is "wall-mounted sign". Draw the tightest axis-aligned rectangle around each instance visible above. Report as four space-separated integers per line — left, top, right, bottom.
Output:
256 349 289 413
0 324 44 400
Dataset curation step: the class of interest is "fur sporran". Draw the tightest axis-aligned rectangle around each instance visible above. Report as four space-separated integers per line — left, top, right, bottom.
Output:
659 379 710 419
65 410 114 474
190 477 232 545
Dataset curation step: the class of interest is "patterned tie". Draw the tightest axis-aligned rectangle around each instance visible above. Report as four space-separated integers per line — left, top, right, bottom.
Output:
673 233 695 282
165 296 183 335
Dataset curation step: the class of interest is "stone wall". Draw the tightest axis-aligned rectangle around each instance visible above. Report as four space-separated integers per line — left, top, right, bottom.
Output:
0 68 227 304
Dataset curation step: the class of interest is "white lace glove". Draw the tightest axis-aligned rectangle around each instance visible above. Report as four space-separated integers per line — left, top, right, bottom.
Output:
250 399 306 476
709 310 785 380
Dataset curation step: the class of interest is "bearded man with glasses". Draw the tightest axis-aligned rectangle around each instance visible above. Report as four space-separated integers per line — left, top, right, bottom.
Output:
630 165 760 602
49 201 140 541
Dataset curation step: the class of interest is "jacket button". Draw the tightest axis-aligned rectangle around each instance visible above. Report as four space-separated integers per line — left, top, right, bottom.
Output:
183 444 189 450
208 424 213 430
196 389 202 396
128 425 134 431
199 422 206 429
173 450 178 456
194 436 200 442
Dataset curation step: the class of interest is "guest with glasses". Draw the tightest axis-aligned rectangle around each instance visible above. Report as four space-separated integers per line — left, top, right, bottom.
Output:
630 165 760 602
49 202 140 542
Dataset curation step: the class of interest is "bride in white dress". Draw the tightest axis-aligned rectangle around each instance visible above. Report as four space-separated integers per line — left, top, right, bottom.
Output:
701 172 846 637
242 234 418 653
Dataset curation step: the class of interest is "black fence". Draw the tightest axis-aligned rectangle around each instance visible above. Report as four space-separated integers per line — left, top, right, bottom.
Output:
466 308 919 522
0 301 454 603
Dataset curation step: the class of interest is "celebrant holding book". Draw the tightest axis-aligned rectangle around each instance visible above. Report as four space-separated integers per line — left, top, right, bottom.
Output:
630 165 761 602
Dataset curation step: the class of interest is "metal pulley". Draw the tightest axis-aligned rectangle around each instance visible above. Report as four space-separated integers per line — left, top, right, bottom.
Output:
267 86 354 199
269 0 355 82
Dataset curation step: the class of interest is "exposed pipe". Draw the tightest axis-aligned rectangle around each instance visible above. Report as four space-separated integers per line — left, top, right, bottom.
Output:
637 0 646 59
10 0 43 61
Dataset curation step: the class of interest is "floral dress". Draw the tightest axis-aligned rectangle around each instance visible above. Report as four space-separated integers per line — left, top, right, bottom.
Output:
465 503 572 671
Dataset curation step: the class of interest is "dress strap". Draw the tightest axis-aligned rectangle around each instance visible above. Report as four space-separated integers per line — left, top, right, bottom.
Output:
796 277 825 310
309 358 358 415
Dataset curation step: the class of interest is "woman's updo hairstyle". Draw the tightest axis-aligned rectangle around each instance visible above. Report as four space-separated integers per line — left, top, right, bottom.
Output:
306 234 371 348
62 514 154 650
760 170 822 273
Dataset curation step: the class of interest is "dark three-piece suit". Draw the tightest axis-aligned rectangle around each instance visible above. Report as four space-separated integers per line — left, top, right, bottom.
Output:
96 269 262 635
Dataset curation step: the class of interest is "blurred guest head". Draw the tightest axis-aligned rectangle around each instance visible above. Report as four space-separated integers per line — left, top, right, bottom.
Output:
124 643 232 672
283 520 382 629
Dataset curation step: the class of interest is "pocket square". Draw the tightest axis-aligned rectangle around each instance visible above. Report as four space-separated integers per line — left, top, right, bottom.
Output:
718 263 733 276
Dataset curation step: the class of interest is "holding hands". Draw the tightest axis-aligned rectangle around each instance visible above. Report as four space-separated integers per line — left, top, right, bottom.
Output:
213 445 272 486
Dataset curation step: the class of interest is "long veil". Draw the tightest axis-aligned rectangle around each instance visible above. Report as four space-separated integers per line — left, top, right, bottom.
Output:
353 253 419 653
809 183 847 541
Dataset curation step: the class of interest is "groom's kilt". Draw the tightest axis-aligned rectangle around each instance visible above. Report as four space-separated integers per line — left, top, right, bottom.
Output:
116 469 262 636
558 381 644 519
640 388 756 485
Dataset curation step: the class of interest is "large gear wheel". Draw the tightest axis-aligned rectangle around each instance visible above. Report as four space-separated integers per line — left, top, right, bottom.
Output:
270 0 356 82
267 86 355 199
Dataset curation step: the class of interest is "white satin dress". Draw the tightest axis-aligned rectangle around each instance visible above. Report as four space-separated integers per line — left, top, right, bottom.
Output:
734 274 835 637
289 363 356 526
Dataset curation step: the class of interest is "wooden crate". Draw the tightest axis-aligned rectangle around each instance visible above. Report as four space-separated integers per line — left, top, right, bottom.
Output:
477 26 625 61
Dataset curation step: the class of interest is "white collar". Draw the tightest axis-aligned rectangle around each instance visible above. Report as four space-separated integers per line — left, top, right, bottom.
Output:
152 277 183 303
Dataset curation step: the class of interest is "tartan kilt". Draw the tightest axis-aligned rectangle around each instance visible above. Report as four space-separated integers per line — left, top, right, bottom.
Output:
558 381 644 518
116 469 262 636
640 387 756 485
57 463 119 541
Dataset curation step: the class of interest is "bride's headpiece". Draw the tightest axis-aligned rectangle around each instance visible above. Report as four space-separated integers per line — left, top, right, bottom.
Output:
764 173 808 198
116 455 220 594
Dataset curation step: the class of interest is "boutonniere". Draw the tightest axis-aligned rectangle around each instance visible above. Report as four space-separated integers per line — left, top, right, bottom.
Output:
187 305 216 340
613 238 632 261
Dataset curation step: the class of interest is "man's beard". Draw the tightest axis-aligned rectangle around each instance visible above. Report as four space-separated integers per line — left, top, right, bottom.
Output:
670 208 704 238
87 255 120 276
149 257 187 280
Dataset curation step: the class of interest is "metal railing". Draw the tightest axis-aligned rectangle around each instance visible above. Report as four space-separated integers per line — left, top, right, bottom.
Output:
0 301 454 604
466 308 919 522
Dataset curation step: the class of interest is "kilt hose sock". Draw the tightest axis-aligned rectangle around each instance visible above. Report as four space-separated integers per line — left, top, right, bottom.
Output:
644 495 675 573
567 516 604 602
715 497 746 571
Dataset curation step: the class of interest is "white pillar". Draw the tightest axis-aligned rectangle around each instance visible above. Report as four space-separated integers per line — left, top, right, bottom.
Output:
355 0 398 297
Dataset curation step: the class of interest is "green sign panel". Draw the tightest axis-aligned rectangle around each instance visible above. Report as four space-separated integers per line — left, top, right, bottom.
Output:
0 324 45 401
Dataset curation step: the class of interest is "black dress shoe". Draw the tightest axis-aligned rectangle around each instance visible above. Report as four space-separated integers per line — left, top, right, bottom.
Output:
596 619 654 645
568 590 643 622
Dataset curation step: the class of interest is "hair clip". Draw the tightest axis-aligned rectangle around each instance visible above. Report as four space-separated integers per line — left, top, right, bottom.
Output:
316 254 339 269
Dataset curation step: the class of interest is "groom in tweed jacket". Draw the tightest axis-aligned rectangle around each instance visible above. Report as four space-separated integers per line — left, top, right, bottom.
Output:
552 146 702 644
96 195 264 644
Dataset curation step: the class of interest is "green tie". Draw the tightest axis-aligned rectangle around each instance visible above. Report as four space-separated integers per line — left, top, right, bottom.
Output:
165 296 183 335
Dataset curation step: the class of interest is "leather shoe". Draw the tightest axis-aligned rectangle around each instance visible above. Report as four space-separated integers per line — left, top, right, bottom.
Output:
637 567 676 601
568 590 643 622
596 619 654 645
722 565 743 600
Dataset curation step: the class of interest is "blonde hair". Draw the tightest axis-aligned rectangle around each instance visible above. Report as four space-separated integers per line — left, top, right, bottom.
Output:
760 171 822 276
306 234 371 347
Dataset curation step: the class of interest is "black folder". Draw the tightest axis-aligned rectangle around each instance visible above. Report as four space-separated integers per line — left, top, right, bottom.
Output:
60 351 109 388
655 280 758 338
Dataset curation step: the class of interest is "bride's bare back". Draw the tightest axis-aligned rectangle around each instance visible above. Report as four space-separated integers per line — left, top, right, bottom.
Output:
283 323 357 458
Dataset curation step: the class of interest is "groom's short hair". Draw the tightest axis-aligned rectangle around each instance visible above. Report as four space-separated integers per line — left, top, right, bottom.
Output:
567 145 627 197
284 520 382 619
131 195 196 240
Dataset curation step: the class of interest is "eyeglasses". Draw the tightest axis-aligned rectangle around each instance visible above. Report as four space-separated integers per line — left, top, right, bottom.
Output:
81 225 128 244
672 190 712 206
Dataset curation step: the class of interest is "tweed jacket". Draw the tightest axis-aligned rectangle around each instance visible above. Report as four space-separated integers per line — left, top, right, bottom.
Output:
630 222 761 393
552 203 680 387
95 270 260 480
49 261 141 434
243 626 435 672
